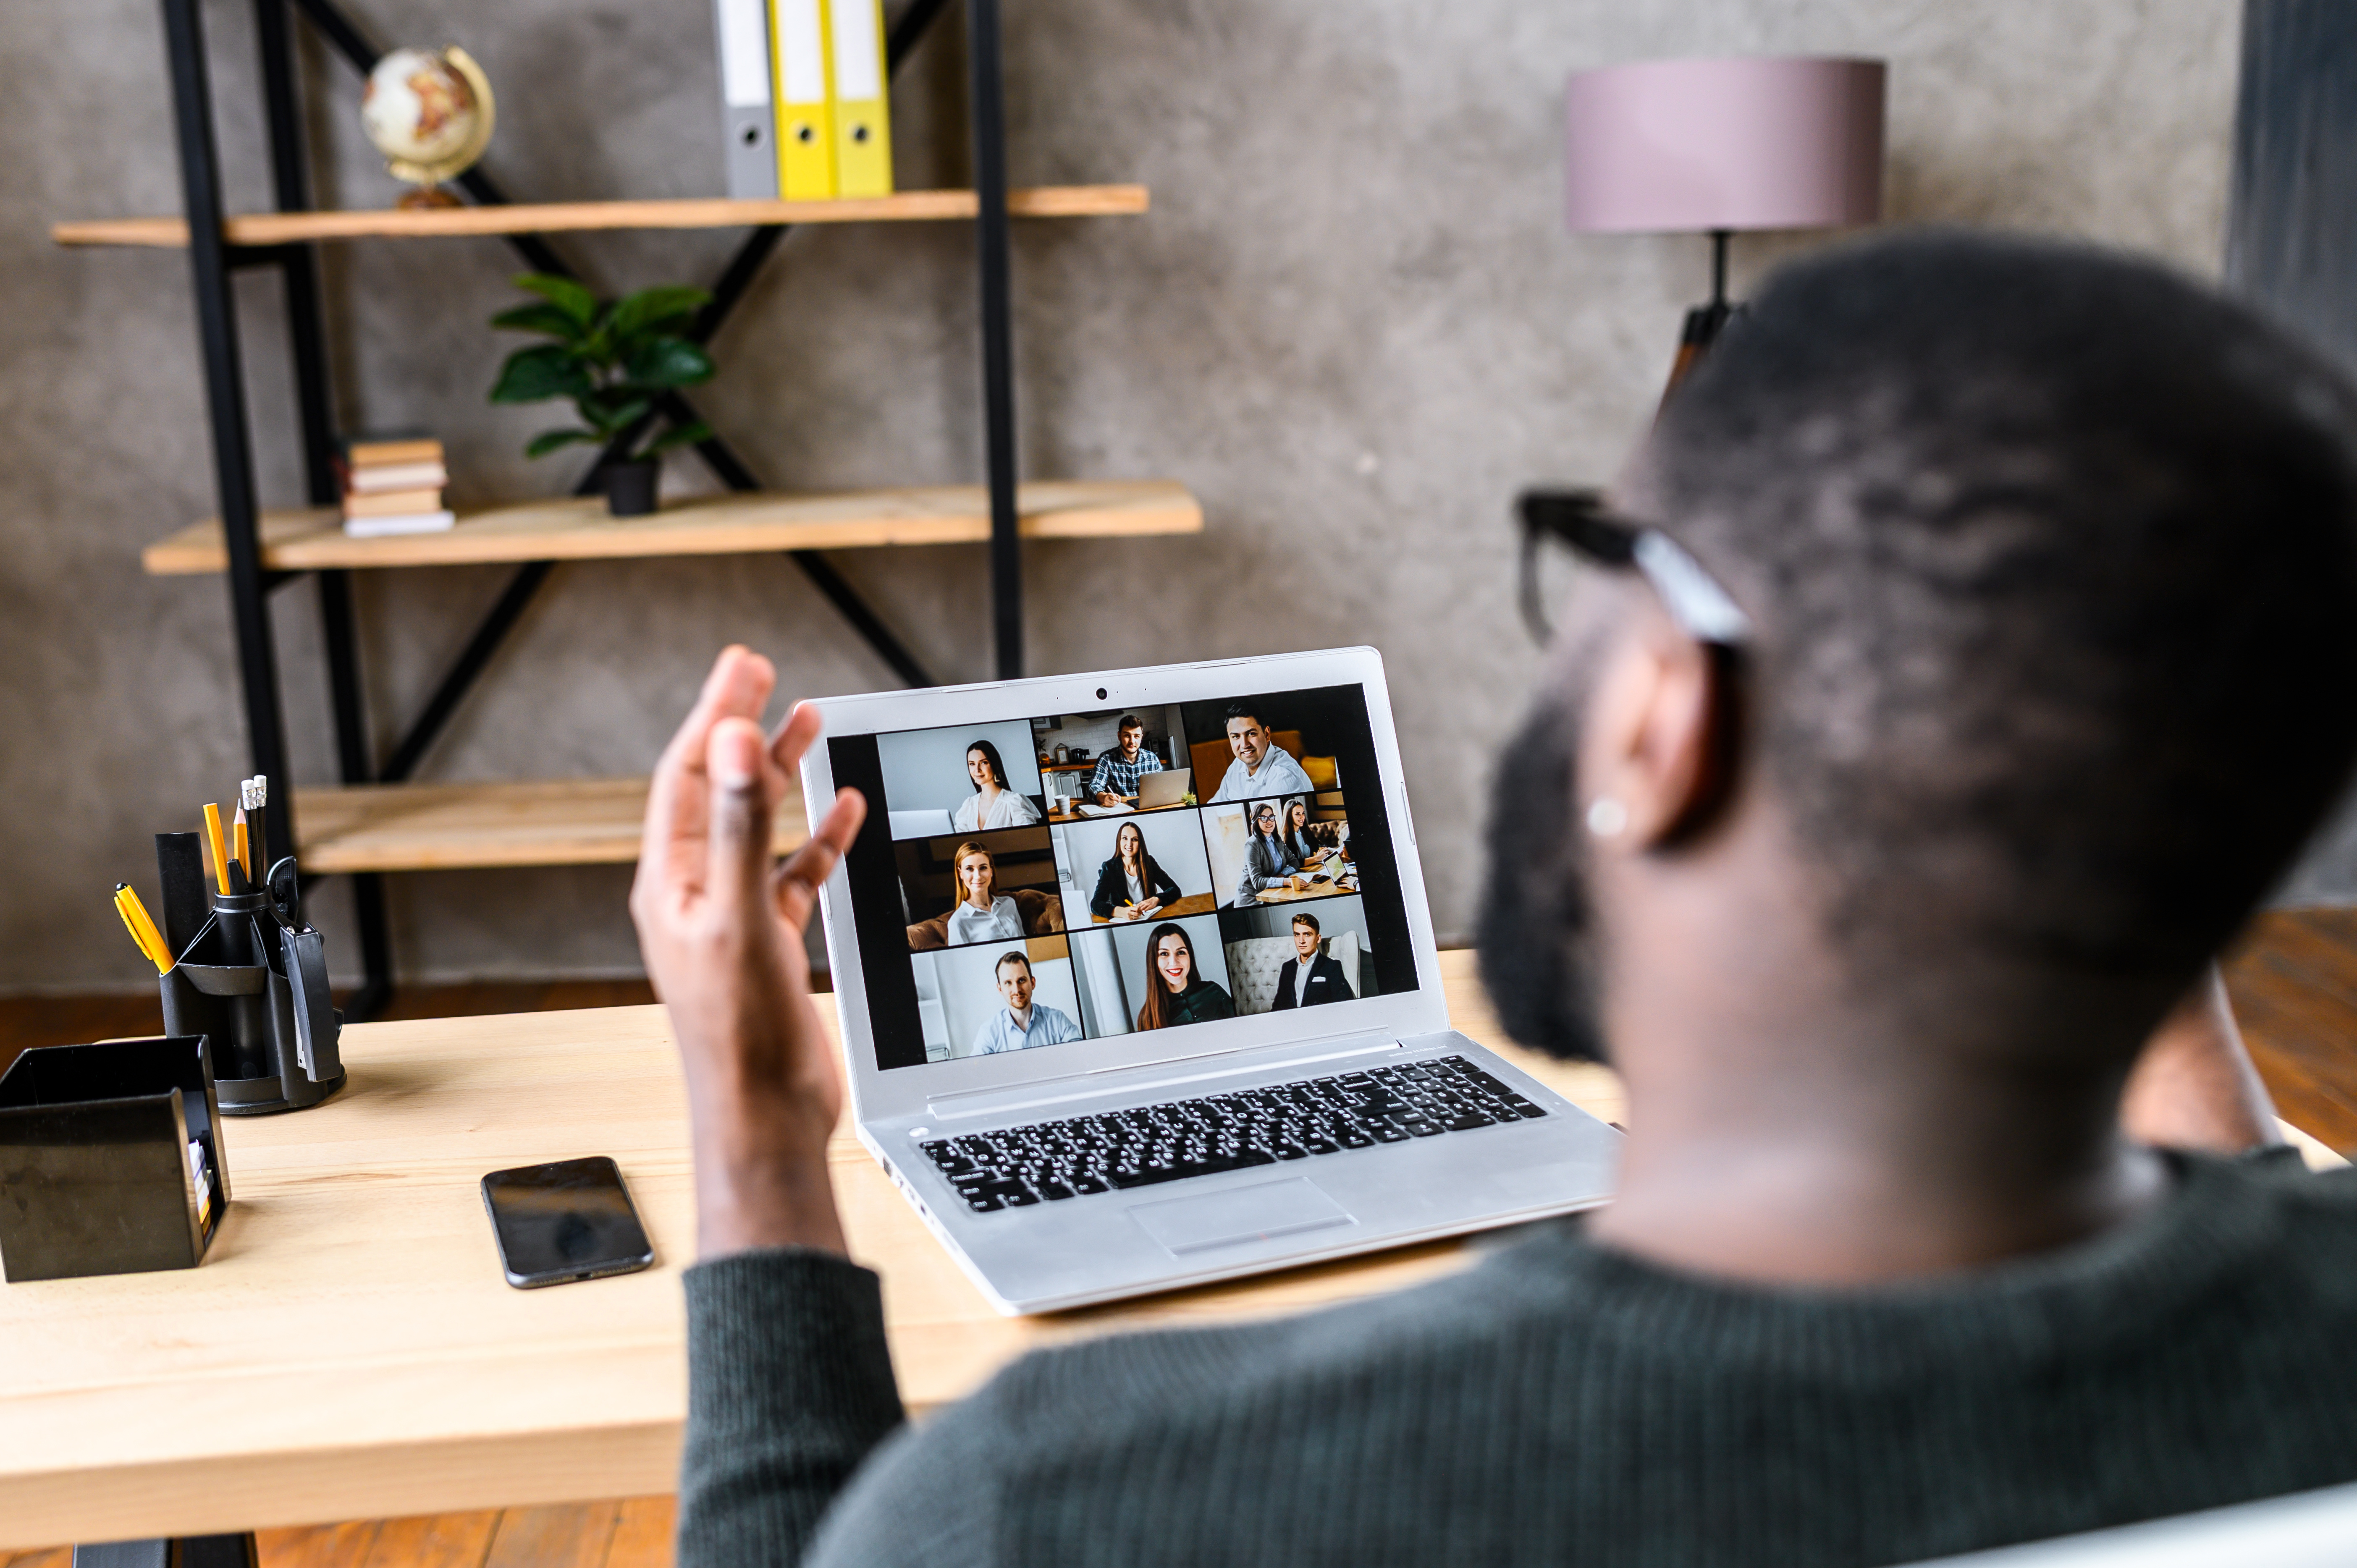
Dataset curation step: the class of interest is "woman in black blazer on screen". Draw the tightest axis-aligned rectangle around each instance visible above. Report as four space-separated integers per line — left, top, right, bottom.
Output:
1090 820 1183 921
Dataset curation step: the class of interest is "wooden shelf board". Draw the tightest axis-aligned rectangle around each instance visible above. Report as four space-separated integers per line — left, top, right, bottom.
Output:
54 185 1147 248
291 776 807 873
143 479 1202 575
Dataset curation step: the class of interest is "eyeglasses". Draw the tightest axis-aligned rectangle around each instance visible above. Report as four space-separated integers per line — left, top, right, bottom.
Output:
1515 489 1753 648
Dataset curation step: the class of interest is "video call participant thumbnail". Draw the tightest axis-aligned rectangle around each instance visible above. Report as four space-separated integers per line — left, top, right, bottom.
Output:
1235 799 1313 906
1135 921 1235 1030
944 840 1024 947
1089 715 1164 806
1280 795 1340 868
1208 703 1315 802
1092 819 1182 922
972 950 1083 1055
1272 911 1350 1010
956 738 1042 832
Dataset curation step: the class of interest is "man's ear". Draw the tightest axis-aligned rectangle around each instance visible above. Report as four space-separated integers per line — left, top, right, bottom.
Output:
1580 610 1744 850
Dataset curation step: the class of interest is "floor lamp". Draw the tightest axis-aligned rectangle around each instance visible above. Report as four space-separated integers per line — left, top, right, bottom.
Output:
1564 55 1887 406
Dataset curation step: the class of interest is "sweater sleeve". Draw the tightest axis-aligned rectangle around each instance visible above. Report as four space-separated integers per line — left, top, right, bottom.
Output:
677 1248 907 1567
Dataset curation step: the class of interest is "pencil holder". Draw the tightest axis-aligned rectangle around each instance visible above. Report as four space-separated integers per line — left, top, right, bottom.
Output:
158 889 344 1117
0 1035 228 1283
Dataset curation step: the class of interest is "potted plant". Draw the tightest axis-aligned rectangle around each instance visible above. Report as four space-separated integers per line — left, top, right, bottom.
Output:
488 274 716 516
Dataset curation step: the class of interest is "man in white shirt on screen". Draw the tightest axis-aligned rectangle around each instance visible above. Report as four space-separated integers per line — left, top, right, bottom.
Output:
968 952 1083 1055
1207 705 1316 802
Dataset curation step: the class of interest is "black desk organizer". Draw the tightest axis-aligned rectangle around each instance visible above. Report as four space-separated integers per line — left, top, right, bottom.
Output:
154 831 344 1115
0 1035 229 1283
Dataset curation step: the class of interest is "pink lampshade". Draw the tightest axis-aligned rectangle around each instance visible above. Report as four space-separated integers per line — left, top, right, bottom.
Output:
1565 56 1886 234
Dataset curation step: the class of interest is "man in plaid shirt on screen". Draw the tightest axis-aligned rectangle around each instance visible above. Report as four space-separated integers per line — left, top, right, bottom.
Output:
1088 716 1164 806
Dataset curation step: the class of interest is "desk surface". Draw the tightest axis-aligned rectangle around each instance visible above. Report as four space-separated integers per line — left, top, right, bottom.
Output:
1092 891 1220 924
0 950 1620 1547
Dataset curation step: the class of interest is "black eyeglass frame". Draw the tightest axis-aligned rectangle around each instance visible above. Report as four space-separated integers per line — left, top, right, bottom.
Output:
1515 489 1754 649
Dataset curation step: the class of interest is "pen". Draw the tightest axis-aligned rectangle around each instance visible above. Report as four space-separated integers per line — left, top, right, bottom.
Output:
244 777 269 885
203 801 230 896
113 884 172 974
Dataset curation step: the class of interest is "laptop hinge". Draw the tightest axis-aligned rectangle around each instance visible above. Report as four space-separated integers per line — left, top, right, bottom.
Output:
920 1036 1411 1123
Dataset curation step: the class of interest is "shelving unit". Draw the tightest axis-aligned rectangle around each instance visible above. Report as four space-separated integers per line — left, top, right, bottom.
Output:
64 0 1197 1018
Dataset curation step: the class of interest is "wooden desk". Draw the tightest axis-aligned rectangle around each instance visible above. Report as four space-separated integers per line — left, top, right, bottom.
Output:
1091 891 1219 925
0 951 1620 1548
1255 869 1360 904
1044 798 1193 825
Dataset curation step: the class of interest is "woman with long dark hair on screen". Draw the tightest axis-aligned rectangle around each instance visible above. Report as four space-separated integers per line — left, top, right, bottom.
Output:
1090 820 1182 922
1281 796 1329 869
942 841 1024 947
1135 922 1235 1030
952 738 1041 832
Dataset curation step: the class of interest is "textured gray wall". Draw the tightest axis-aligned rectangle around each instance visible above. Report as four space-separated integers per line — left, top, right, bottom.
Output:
0 0 2242 993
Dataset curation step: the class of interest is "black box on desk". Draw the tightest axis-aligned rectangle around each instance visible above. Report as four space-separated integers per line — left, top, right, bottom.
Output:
0 1036 229 1283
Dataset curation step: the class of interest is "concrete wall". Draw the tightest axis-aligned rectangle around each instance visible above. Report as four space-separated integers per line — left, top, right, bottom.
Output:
0 0 2243 992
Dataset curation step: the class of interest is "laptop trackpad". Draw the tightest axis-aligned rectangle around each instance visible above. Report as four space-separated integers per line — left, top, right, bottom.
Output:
1127 1177 1355 1256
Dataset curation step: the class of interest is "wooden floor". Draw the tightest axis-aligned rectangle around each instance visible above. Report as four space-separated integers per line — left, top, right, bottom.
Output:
9 908 2357 1564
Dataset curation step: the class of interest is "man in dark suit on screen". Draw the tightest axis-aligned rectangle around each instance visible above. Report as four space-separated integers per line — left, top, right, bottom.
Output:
1272 911 1351 1009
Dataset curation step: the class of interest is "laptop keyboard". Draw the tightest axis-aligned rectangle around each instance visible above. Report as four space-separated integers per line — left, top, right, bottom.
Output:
918 1055 1549 1213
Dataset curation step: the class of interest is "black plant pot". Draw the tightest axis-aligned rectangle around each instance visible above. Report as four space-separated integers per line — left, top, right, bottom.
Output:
606 458 660 517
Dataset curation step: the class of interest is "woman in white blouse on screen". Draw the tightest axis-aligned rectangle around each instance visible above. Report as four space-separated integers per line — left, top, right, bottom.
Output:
943 841 1024 946
952 738 1042 833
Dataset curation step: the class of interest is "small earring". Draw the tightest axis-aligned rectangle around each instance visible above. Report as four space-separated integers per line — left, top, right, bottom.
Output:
1586 797 1628 838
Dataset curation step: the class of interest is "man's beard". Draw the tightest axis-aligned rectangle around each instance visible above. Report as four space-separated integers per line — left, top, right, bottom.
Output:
1476 691 1610 1063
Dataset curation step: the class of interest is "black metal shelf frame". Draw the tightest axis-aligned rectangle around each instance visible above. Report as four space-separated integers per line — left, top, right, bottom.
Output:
157 0 1024 1024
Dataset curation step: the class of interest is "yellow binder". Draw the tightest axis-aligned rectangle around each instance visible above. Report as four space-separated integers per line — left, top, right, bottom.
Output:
827 0 893 196
770 0 834 198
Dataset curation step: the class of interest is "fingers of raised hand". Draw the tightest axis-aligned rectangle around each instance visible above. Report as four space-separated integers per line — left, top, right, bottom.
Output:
641 647 778 902
706 717 780 915
770 788 864 934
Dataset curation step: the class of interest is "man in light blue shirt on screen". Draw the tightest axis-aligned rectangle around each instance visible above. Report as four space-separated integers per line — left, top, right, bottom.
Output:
1207 704 1316 802
969 952 1083 1055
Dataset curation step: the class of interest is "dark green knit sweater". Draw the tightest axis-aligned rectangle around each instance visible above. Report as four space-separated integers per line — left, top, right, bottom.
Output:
679 1149 2357 1566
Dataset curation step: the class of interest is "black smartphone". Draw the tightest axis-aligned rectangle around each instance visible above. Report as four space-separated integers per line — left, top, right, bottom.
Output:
480 1155 655 1289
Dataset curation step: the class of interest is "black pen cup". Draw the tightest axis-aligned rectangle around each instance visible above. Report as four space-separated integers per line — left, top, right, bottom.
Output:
157 890 343 1116
0 1035 229 1283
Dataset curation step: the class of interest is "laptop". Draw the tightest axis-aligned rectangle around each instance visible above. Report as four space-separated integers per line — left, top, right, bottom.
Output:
1135 765 1192 809
804 646 1621 1314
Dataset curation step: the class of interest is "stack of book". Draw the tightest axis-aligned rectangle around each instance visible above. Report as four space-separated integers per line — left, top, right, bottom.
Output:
338 433 454 537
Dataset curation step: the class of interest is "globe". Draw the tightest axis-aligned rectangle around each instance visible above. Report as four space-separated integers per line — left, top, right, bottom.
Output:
360 46 496 208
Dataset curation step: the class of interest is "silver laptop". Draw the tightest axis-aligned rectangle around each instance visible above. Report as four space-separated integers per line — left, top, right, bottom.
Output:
804 647 1620 1314
1135 765 1192 809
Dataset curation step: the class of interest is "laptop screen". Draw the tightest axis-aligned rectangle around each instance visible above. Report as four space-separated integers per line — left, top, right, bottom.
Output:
826 683 1423 1071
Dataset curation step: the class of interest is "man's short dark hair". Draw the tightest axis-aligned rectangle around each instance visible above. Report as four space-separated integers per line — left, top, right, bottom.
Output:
1118 715 1142 732
994 951 1032 980
1634 230 2357 986
1225 704 1263 729
1293 912 1321 935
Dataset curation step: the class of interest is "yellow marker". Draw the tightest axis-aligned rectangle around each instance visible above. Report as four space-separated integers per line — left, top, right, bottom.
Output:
233 818 249 880
203 801 230 895
113 885 172 974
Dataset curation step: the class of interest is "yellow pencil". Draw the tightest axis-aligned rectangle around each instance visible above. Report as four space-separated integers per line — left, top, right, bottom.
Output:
233 817 249 880
113 885 171 974
203 801 230 895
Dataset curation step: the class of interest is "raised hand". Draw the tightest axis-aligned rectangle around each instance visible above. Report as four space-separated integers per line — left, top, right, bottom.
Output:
630 646 868 1260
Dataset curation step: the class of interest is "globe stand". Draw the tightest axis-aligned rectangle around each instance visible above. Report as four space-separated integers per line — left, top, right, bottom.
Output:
394 183 462 211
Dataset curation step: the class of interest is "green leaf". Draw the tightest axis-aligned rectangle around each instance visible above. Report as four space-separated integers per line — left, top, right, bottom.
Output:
489 343 593 404
490 302 587 341
609 285 711 341
642 419 711 457
523 427 600 459
582 388 654 432
513 272 598 326
622 337 716 388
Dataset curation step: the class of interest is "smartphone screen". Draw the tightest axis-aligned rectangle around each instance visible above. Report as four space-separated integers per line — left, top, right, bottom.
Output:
480 1155 655 1288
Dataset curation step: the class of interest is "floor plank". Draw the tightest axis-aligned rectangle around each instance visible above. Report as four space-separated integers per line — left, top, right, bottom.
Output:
256 1520 383 1568
603 1497 676 1568
359 1511 500 1568
481 1503 620 1568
